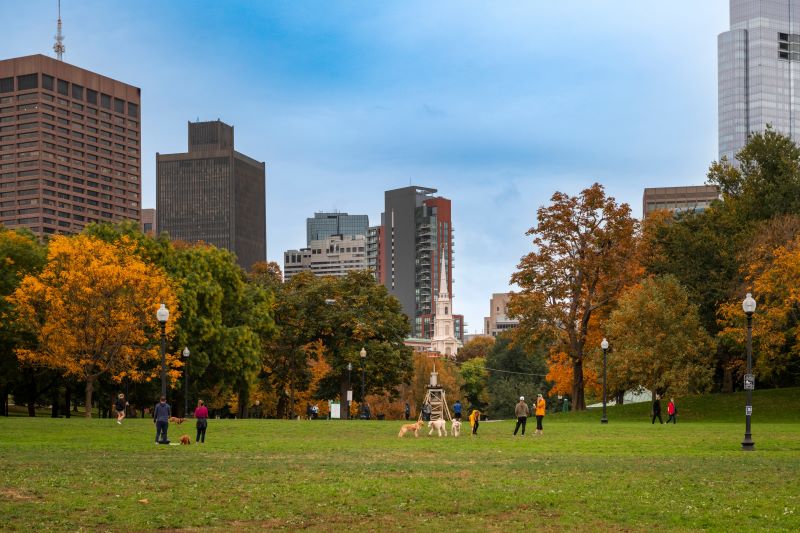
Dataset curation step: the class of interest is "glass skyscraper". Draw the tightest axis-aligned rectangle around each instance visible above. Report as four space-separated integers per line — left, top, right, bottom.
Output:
306 212 368 245
718 1 800 162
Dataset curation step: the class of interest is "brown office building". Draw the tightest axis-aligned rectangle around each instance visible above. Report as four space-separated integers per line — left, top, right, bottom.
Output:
156 120 266 270
0 55 142 236
642 185 720 219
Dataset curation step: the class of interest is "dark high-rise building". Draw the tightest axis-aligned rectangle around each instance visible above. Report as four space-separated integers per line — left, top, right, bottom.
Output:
156 120 266 270
382 186 463 340
306 212 368 245
0 55 142 236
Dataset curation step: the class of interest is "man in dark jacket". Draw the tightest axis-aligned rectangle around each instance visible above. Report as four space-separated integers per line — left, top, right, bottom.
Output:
651 394 663 424
513 396 529 436
153 396 171 443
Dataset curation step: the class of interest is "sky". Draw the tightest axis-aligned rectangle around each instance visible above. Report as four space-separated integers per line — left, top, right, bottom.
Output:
1 0 730 334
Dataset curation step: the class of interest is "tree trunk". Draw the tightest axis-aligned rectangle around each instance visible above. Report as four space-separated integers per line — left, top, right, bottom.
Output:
723 366 733 393
51 386 60 418
0 386 7 416
572 359 586 410
615 390 624 405
84 378 94 418
340 373 350 420
238 382 250 419
64 385 71 418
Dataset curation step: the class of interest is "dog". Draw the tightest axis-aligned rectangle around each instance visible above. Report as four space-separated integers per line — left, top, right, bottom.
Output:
398 420 425 438
428 419 447 437
179 434 191 445
451 419 461 437
169 417 186 425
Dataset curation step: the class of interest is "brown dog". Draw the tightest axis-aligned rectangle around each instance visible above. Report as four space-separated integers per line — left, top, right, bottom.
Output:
398 420 425 438
169 417 186 425
179 434 191 445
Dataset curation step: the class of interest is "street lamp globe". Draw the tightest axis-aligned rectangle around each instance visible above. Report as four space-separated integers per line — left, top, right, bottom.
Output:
360 347 367 358
347 362 352 371
742 293 756 315
601 338 609 350
156 303 169 324
183 346 190 358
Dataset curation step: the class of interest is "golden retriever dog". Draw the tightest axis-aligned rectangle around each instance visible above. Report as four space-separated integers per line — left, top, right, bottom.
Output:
451 419 461 437
398 420 425 438
179 434 191 445
169 417 186 425
428 419 447 437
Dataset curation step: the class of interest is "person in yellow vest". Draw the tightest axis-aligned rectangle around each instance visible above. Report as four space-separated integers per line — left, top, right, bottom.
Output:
534 394 546 435
469 409 481 436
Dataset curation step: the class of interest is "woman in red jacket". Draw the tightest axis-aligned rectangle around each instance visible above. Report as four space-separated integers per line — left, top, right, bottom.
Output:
666 397 677 424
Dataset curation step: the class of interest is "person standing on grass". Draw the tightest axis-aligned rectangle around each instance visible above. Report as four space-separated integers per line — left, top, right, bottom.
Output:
534 394 546 435
195 399 209 443
666 397 677 424
115 393 128 424
422 401 432 422
469 408 481 436
513 396 529 436
453 400 462 420
651 394 663 424
404 401 411 421
153 396 171 444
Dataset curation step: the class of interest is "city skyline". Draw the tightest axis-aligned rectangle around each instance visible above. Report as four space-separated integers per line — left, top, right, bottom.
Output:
0 1 729 333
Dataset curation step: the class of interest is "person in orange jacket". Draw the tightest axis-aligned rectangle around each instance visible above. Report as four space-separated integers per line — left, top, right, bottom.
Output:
469 409 481 436
534 394 546 435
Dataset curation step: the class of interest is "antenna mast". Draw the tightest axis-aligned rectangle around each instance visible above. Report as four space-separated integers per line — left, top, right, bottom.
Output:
53 0 65 61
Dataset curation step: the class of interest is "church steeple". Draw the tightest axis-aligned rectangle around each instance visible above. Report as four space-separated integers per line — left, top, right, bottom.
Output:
431 245 459 357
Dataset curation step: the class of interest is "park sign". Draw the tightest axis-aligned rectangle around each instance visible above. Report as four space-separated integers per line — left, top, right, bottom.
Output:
746 405 752 416
744 374 755 391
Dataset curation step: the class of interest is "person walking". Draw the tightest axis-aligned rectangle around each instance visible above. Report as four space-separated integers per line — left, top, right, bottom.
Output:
651 394 663 424
115 393 128 424
469 408 481 436
513 396 529 436
195 399 209 443
453 400 462 420
666 397 677 424
404 401 410 421
534 394 546 435
153 396 171 444
422 401 432 422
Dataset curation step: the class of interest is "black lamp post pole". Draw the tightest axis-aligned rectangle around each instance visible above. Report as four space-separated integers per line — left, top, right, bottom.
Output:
347 363 352 420
601 346 608 424
184 355 189 417
742 311 755 451
159 322 167 399
360 360 366 419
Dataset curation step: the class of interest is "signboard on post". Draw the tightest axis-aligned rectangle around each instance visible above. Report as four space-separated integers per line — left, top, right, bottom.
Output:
346 390 353 402
329 401 340 419
744 374 755 390
746 405 752 416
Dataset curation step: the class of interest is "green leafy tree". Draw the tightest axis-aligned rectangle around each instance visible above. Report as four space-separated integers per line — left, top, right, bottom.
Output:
457 336 494 362
459 356 488 410
485 335 548 418
605 275 715 396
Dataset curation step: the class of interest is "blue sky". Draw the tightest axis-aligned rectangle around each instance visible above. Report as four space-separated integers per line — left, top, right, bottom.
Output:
1 1 729 333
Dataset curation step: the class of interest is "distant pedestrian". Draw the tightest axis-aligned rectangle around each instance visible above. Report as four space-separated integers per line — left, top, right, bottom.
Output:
153 396 171 444
534 394 546 435
404 402 410 420
422 401 432 422
453 400 462 420
666 397 677 424
312 404 319 419
115 393 128 424
651 394 663 424
195 399 209 443
469 409 481 436
514 396 529 436
306 403 313 420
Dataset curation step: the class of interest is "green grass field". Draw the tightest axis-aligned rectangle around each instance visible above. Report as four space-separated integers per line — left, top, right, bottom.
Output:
1 389 799 532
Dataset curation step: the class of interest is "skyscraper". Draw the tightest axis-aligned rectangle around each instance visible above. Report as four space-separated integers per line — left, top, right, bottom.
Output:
156 120 266 270
382 186 463 340
306 212 368 245
0 55 142 236
718 1 800 161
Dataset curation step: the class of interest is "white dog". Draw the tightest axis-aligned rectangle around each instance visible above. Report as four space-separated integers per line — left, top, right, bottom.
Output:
451 419 461 437
428 419 447 437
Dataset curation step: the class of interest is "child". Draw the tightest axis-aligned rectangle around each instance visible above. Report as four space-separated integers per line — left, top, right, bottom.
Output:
469 409 481 436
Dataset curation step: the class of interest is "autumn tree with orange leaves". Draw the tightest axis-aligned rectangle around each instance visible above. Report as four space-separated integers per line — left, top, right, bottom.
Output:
8 235 179 417
510 183 638 409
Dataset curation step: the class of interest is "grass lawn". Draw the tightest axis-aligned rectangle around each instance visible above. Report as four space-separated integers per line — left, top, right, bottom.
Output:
1 389 799 532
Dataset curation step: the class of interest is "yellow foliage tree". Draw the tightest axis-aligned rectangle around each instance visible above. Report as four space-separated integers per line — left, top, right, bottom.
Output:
8 235 179 417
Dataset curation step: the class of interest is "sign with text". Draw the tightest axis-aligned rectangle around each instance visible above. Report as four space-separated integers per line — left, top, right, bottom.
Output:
346 390 353 402
744 374 755 390
746 405 752 416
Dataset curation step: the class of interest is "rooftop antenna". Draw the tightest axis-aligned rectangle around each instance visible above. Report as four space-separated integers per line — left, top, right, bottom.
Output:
53 0 65 61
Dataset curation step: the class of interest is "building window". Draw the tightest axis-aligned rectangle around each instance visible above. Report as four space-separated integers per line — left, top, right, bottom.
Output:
42 74 54 91
0 78 13 94
87 89 98 105
57 79 69 95
17 74 38 90
72 84 84 100
127 102 138 118
114 98 125 114
100 94 111 109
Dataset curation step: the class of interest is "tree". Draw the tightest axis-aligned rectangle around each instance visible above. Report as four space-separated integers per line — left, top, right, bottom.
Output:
8 235 179 417
605 275 715 396
0 227 47 416
509 183 638 409
457 336 495 362
459 356 488 410
485 334 549 418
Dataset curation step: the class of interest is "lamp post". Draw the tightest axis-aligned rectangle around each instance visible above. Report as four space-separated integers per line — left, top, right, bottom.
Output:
156 304 169 399
742 293 756 451
600 338 609 424
360 347 367 419
346 362 352 420
183 347 190 417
